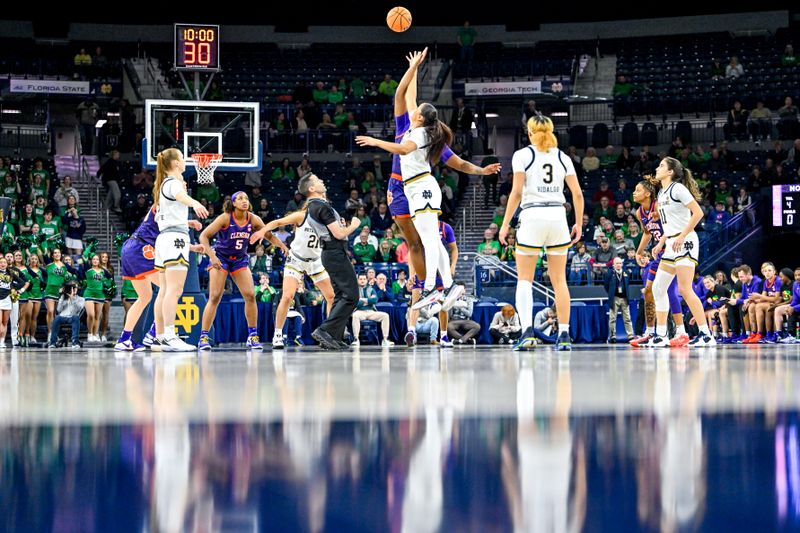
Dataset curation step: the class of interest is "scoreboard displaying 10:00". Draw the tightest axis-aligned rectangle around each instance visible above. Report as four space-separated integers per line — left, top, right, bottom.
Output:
773 184 800 228
174 23 220 71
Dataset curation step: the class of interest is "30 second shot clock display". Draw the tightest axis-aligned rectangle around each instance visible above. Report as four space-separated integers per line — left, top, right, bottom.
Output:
175 24 220 71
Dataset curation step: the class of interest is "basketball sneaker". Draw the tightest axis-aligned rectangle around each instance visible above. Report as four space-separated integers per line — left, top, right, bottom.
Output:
669 333 690 347
412 289 444 310
246 335 263 350
629 333 653 347
197 334 212 351
688 334 717 347
646 335 670 348
556 331 572 351
513 327 537 351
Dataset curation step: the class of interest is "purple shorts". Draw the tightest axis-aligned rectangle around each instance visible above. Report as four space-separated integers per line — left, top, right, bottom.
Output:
645 258 661 283
121 238 158 280
218 254 250 275
388 178 411 218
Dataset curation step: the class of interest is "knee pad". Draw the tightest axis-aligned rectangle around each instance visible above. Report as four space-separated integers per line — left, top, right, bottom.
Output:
651 271 674 313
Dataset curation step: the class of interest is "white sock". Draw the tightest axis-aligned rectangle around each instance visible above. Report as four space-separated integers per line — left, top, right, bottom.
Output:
440 330 448 340
164 325 176 339
646 326 655 335
437 241 453 289
273 331 283 339
411 212 442 291
558 323 569 334
656 324 667 336
516 280 534 331
699 325 710 335
675 324 686 336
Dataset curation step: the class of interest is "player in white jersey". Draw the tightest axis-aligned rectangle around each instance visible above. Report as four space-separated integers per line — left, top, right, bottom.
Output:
152 148 208 352
500 114 584 351
250 178 335 349
355 50 456 312
647 157 715 347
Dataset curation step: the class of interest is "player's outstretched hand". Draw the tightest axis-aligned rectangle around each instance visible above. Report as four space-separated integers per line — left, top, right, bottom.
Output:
355 136 377 147
482 163 502 175
192 202 209 220
189 244 206 254
249 228 267 245
499 224 510 246
188 220 203 231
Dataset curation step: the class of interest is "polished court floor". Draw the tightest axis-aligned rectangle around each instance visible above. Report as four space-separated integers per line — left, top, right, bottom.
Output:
2 343 800 532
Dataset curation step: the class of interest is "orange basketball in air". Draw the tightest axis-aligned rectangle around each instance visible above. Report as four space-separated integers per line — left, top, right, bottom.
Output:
387 7 412 32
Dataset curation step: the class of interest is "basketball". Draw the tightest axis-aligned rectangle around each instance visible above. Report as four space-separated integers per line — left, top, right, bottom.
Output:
387 6 412 32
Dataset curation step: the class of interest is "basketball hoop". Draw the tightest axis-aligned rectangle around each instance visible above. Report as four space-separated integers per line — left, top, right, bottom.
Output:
191 153 223 185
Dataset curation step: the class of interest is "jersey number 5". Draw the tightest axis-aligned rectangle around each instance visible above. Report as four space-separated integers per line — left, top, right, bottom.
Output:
542 163 553 184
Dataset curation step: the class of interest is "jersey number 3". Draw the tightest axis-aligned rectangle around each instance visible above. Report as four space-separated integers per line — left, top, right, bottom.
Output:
542 163 553 184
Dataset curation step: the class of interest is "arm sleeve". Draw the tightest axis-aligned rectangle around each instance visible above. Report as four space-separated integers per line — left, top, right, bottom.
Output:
511 149 530 174
439 144 455 163
672 183 697 206
309 202 338 226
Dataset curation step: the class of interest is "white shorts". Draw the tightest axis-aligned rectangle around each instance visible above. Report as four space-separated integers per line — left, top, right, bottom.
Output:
65 237 83 251
0 297 11 311
284 253 329 283
404 175 442 218
661 231 699 267
516 206 571 256
154 231 190 270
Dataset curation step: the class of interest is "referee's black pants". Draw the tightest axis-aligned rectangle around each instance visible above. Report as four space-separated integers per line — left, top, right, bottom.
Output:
319 242 358 341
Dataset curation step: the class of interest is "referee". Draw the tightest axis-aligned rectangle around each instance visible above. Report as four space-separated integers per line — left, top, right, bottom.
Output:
299 174 361 350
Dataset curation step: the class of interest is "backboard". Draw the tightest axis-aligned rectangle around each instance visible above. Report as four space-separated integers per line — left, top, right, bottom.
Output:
142 99 261 172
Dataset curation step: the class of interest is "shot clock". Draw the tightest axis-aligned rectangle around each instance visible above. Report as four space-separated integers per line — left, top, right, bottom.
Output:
174 23 220 71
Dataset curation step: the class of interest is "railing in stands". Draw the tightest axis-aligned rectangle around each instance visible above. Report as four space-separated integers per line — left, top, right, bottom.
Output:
699 201 759 270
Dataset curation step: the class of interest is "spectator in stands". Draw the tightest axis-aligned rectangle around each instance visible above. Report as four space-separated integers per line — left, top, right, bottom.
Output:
284 191 304 214
346 112 366 135
457 21 477 63
580 214 593 240
296 158 313 179
492 194 508 227
250 245 269 274
374 240 397 263
52 175 78 209
351 273 393 346
331 104 347 129
605 257 634 342
255 273 276 303
292 110 308 132
348 157 366 182
582 147 600 172
764 158 777 183
76 97 99 155
592 180 614 204
611 230 633 257
370 202 393 237
786 138 800 168
1 170 19 201
360 172 378 195
92 47 107 78
736 187 754 220
271 158 296 182
18 204 34 235
592 196 613 224
600 145 617 168
747 165 765 192
364 192 381 213
778 97 799 140
725 101 749 141
569 242 592 284
253 198 274 224
593 218 614 243
450 98 474 136
378 74 398 102
312 81 328 104
688 144 709 170
448 293 480 345
350 75 366 99
345 189 364 217
709 58 725 80
129 194 149 228
498 170 513 200
477 229 500 257
715 179 732 204
48 281 83 349
74 48 91 67
725 195 736 216
725 56 744 78
374 273 395 303
271 112 290 135
707 201 731 229
707 149 727 172
489 305 521 344
633 150 655 175
500 232 516 262
328 85 344 105
353 231 377 264
782 44 797 67
614 179 631 205
610 204 628 232
749 101 773 142
626 221 642 247
615 146 634 170
613 74 633 98
97 150 121 213
353 205 370 231
196 180 220 206
63 201 85 256
592 238 614 276
131 167 153 191
369 155 384 183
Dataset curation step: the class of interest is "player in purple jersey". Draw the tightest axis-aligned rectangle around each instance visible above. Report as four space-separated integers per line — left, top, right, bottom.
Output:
198 191 288 350
357 48 499 317
115 206 204 351
630 180 686 347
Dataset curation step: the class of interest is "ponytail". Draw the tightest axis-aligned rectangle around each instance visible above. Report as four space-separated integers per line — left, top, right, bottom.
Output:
153 148 182 207
419 103 453 165
663 157 702 201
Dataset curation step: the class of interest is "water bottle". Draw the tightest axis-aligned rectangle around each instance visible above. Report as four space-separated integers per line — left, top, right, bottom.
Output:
796 323 800 340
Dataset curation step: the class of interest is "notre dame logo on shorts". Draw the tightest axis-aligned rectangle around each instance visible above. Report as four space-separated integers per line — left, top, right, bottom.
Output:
174 238 186 249
142 245 155 260
422 190 433 200
684 241 694 251
175 296 199 333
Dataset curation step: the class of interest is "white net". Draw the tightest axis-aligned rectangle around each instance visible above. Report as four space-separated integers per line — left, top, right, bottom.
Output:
192 153 223 185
